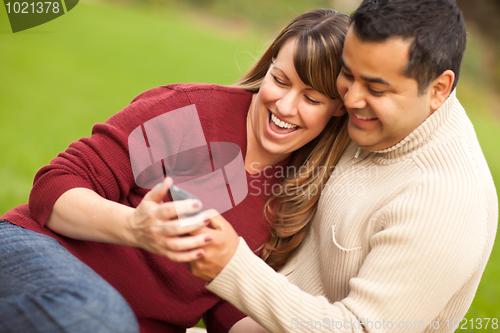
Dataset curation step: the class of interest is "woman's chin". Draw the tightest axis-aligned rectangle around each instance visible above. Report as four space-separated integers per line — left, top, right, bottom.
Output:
261 140 293 158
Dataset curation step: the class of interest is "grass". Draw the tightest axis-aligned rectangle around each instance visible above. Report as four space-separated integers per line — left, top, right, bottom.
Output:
456 83 500 330
456 32 500 329
0 1 263 212
1 1 499 330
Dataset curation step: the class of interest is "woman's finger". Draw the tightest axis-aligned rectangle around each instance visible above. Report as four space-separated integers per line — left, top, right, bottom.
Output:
162 233 213 252
156 199 202 221
152 212 210 236
163 248 205 262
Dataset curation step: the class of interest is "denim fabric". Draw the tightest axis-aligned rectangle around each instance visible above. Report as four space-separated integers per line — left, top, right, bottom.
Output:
0 220 139 333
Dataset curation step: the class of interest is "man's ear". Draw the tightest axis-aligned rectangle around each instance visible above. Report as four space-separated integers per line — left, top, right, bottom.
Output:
429 69 455 111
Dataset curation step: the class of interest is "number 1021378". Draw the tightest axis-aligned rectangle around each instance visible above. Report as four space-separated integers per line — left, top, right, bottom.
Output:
443 318 498 330
5 2 60 14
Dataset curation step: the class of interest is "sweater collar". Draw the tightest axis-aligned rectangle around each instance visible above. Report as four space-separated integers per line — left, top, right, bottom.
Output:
355 90 458 160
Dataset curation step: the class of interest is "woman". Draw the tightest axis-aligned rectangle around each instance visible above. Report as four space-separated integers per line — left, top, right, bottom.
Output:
0 8 350 333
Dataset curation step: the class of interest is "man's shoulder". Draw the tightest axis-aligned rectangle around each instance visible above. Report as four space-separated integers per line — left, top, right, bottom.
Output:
406 101 497 220
404 95 484 176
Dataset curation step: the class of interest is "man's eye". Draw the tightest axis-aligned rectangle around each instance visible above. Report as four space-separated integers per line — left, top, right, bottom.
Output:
368 88 385 96
341 69 354 80
273 76 287 86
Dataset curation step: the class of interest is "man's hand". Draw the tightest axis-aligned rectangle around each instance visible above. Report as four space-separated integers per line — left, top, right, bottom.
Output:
187 210 240 281
229 317 270 333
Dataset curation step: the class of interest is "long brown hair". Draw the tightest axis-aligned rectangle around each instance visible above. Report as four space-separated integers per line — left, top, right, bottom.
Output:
233 9 351 270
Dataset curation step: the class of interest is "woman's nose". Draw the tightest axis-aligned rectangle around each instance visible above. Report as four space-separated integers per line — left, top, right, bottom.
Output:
275 90 298 117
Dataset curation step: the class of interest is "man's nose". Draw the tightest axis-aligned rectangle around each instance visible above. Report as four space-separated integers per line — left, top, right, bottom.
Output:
343 81 367 110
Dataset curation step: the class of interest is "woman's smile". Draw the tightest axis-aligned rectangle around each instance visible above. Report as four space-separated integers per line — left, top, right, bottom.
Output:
266 110 300 139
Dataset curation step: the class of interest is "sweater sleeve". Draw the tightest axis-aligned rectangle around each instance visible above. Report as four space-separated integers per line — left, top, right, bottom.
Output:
207 238 361 333
28 86 191 225
206 173 489 333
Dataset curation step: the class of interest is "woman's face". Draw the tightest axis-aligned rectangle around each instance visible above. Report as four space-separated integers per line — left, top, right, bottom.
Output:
248 37 344 163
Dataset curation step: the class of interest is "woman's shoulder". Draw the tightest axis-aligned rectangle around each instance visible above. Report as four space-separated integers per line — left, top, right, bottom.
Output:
125 83 254 123
169 83 251 96
131 83 252 105
104 83 253 132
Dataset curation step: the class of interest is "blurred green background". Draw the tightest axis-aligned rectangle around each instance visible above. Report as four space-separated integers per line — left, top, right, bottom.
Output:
1 0 499 331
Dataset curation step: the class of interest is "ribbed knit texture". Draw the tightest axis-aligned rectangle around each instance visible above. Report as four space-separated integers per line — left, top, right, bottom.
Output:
1 84 291 333
207 91 498 333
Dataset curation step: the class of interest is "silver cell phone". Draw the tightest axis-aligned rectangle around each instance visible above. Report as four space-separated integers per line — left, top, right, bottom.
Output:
169 185 198 201
168 185 201 217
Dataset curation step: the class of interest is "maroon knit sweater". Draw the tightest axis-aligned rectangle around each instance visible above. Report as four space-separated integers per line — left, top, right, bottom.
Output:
2 84 289 332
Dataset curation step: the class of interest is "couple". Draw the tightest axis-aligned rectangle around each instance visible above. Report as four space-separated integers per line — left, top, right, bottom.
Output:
0 1 497 333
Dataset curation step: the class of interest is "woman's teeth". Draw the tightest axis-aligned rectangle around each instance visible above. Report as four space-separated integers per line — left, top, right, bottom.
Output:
271 113 298 129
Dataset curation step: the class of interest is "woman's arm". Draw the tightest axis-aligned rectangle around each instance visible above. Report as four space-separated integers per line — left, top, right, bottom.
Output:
46 179 214 261
46 187 135 245
28 87 216 259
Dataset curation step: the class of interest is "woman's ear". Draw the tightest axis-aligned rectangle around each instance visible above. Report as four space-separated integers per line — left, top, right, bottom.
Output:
332 103 347 117
429 69 455 111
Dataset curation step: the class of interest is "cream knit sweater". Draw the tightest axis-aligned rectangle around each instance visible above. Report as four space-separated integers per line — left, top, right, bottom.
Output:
207 91 498 333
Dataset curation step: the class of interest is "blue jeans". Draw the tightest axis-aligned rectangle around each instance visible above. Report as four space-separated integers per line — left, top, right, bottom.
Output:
0 220 139 333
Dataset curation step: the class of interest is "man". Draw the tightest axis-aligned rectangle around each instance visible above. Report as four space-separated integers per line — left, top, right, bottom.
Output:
184 0 498 332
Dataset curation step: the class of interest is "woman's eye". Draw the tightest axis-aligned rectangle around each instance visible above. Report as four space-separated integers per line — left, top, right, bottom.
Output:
273 76 287 86
305 96 320 105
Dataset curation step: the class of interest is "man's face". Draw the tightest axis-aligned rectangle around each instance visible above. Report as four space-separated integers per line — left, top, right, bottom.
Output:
336 28 434 151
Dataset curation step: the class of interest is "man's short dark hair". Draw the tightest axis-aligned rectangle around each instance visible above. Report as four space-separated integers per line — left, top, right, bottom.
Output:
351 0 467 94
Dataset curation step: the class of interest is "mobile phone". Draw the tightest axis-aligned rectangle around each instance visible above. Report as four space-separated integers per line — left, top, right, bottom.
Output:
168 185 202 217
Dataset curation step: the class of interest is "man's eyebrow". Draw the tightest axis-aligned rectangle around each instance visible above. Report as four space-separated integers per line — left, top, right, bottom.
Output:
340 56 391 86
361 75 390 86
339 57 349 72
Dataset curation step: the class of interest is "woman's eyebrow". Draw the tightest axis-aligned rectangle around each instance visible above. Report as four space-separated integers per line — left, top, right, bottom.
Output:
273 65 319 92
272 66 290 81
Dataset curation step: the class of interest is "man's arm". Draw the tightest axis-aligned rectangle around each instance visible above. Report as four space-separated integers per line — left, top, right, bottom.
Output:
202 177 491 333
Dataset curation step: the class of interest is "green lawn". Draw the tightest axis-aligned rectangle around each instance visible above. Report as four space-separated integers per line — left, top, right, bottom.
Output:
0 1 261 212
1 1 499 331
456 91 500 331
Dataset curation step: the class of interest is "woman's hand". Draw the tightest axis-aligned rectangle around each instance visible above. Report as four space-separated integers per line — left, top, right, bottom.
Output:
126 178 214 261
186 210 240 281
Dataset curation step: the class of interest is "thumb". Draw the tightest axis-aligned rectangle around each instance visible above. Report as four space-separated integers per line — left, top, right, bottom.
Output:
205 209 227 231
144 177 172 204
